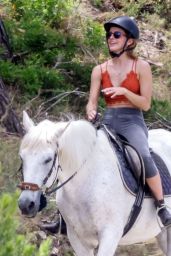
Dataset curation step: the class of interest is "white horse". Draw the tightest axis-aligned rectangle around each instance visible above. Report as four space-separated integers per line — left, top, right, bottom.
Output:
18 111 171 256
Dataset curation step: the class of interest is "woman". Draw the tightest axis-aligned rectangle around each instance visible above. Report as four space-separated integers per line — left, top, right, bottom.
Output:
86 15 171 227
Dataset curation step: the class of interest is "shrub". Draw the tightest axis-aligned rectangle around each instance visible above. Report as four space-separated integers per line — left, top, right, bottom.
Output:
0 192 51 256
4 0 76 26
144 99 171 122
84 19 105 52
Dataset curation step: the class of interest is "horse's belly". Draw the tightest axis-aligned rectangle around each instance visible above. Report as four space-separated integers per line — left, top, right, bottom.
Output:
119 198 164 245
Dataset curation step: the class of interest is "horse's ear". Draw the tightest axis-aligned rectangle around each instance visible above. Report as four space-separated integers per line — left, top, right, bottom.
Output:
23 111 35 132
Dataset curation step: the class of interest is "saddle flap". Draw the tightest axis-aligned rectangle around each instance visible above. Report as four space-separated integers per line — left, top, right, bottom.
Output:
124 144 145 185
100 124 145 186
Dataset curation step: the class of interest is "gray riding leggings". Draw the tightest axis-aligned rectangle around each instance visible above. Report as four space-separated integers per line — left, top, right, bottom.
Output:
103 108 158 178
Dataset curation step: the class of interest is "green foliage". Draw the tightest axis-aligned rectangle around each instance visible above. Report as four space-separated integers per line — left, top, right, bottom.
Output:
116 0 171 23
0 60 69 95
1 0 171 114
0 61 68 95
4 0 76 25
90 0 103 8
145 99 171 122
61 62 93 90
1 0 101 100
0 192 51 256
0 136 20 193
0 2 79 97
84 20 105 51
123 0 147 17
5 18 65 53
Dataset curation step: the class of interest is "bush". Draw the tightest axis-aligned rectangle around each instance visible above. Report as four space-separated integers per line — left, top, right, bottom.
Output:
0 192 51 256
4 0 76 26
144 99 171 122
0 60 70 95
84 19 106 53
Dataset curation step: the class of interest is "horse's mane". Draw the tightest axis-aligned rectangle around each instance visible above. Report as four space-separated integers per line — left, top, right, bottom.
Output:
20 119 66 151
20 119 97 159
58 120 98 168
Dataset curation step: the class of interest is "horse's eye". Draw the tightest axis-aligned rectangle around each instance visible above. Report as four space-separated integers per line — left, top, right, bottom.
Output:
44 157 52 164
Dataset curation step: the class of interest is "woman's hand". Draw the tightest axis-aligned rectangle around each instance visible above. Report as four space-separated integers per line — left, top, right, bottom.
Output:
102 87 127 98
87 109 97 121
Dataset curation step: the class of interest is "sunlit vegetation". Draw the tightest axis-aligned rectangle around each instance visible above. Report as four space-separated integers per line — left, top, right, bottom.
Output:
0 192 51 256
0 0 170 118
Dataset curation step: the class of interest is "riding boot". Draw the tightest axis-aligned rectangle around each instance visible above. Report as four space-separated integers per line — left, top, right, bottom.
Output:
155 199 171 227
40 217 67 234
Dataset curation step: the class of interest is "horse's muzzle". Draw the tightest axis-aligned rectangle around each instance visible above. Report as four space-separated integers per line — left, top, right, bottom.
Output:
18 190 43 217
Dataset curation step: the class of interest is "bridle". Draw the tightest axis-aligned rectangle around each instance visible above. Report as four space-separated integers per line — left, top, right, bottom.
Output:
17 152 58 193
17 121 77 195
17 121 97 195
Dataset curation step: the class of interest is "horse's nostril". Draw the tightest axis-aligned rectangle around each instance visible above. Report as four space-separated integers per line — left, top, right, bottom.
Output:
28 201 35 211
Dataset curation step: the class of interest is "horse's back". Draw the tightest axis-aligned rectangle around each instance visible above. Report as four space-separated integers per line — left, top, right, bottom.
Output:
148 128 171 171
149 128 171 142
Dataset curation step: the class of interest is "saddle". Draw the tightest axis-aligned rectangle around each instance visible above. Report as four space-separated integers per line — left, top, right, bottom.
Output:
100 124 171 236
101 124 171 197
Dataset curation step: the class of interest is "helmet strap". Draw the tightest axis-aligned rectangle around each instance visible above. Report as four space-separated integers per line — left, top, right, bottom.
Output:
109 37 130 58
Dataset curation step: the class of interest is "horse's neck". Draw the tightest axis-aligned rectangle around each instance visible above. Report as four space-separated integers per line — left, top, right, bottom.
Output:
57 123 120 184
57 121 97 178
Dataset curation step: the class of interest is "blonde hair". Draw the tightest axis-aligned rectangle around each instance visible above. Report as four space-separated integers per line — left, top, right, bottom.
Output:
126 39 138 60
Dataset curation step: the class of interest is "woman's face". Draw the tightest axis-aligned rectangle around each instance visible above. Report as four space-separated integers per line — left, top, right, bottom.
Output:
107 27 132 53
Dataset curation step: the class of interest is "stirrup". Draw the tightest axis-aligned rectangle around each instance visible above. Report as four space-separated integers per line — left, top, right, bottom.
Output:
156 204 171 228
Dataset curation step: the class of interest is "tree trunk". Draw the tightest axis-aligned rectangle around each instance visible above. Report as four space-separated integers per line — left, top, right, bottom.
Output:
0 19 24 136
0 78 24 136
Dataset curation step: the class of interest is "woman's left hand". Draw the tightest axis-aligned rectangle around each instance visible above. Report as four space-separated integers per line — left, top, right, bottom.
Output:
102 87 127 98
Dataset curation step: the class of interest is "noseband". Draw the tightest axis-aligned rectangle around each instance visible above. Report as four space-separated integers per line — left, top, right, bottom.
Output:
17 152 58 192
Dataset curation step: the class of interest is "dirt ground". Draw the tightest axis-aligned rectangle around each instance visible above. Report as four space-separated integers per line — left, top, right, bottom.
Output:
22 211 164 256
116 240 164 256
44 233 164 256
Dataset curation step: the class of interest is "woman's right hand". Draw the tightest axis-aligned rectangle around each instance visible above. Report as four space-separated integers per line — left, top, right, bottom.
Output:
87 109 97 122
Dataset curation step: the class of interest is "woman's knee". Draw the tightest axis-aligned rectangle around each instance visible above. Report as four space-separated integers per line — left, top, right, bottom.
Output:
142 155 158 178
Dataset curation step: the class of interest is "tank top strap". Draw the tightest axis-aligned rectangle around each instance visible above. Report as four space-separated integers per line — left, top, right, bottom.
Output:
100 60 109 74
106 60 109 71
100 64 103 75
132 59 137 72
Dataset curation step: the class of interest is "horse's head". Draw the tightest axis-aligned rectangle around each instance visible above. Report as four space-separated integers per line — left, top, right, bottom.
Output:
18 111 98 217
18 111 64 217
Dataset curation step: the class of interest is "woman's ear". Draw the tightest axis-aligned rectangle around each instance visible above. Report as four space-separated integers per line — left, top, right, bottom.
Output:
127 38 134 47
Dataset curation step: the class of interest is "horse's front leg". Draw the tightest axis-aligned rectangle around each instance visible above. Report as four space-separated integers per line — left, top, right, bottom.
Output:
67 225 94 256
97 226 122 256
156 227 171 256
156 228 167 255
167 226 171 256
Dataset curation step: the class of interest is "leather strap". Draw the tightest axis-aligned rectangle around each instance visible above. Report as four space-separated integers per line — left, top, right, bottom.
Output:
17 182 40 191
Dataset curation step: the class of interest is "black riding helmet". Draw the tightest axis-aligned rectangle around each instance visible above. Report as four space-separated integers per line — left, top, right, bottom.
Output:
104 16 139 58
104 16 139 39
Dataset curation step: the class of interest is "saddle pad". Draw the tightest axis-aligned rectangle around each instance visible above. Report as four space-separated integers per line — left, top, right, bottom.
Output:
114 144 171 197
150 151 171 197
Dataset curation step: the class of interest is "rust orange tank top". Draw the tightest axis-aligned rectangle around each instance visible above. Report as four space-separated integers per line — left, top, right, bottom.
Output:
101 60 140 106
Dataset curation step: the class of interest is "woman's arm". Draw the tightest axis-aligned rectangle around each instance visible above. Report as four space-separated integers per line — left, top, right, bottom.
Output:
86 65 101 120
